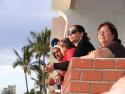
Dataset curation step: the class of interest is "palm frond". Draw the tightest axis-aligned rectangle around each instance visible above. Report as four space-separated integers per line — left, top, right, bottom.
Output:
13 49 22 61
13 60 23 68
30 31 38 39
27 37 33 44
30 65 43 75
30 60 45 66
31 77 40 88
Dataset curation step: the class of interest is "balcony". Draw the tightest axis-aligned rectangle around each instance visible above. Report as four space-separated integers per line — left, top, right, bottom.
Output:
62 58 125 94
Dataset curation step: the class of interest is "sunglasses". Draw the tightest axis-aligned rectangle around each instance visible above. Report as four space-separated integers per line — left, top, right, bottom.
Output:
67 30 78 36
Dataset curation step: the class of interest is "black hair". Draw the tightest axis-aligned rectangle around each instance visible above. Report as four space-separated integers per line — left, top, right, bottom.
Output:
98 22 121 43
71 25 90 40
61 38 75 49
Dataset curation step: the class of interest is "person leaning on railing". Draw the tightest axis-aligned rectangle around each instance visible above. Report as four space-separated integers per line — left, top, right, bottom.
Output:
46 25 95 72
80 22 125 58
81 22 125 94
48 38 75 86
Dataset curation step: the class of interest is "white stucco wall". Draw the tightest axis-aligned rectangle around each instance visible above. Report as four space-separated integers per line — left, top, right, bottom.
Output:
65 9 125 48
117 13 125 46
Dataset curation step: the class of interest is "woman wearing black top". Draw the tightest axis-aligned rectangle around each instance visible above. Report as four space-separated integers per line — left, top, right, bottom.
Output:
80 22 125 58
46 25 95 72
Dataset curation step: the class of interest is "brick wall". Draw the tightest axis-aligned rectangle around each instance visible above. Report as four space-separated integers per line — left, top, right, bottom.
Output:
62 58 125 94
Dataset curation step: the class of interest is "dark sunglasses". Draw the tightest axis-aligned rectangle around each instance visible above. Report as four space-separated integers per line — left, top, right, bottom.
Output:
67 30 78 36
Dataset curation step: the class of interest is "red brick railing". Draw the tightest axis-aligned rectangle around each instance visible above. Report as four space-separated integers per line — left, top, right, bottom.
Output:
62 58 125 94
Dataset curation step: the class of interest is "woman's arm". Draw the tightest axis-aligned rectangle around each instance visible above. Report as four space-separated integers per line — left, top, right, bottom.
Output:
80 48 115 58
45 61 69 72
54 61 69 71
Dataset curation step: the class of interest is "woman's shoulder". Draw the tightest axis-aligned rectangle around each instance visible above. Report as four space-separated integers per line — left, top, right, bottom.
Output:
80 47 115 58
107 41 124 48
106 42 125 58
91 48 114 58
79 39 95 47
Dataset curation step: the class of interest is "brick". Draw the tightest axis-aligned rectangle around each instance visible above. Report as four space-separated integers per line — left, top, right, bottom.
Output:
67 60 73 71
103 71 125 81
63 83 70 94
62 58 125 94
63 72 71 89
71 58 93 69
71 70 81 80
93 59 115 69
64 69 71 81
82 70 103 81
70 82 90 93
63 80 70 94
92 83 114 93
63 67 72 90
116 59 125 69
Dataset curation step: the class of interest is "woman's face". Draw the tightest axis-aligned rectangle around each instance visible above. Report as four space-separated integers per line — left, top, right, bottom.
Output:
68 26 83 44
98 25 114 47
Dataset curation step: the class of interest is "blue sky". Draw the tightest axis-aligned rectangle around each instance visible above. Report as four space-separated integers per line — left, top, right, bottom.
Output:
0 0 59 94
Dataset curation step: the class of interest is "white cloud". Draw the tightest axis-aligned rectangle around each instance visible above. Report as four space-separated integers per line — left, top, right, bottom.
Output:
0 48 17 66
0 0 58 18
0 0 58 93
0 65 34 94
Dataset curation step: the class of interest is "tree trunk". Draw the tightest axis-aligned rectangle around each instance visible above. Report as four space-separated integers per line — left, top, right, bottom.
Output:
43 55 47 94
38 57 43 94
24 73 29 94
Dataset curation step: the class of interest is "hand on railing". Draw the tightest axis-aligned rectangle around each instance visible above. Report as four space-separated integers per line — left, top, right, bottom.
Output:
45 62 54 73
47 78 56 86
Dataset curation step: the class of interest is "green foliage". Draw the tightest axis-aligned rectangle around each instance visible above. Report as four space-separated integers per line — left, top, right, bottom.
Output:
13 46 32 74
13 46 33 93
13 27 51 94
28 27 51 94
29 28 51 59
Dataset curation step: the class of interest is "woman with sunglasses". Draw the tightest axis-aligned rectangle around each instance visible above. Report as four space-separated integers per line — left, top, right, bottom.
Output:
46 25 95 72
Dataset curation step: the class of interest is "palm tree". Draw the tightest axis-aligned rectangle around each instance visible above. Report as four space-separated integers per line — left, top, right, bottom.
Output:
28 28 51 94
30 64 49 88
13 46 33 94
24 88 35 94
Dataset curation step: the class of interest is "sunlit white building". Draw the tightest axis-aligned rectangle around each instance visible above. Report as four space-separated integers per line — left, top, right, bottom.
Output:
51 0 125 48
1 85 16 94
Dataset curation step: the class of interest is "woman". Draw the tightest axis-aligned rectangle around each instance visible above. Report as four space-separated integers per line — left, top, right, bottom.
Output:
81 22 125 58
80 22 125 94
87 21 125 94
46 25 95 72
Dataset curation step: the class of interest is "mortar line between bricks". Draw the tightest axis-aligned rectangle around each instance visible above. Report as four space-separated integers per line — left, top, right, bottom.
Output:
92 58 94 68
90 81 92 94
102 70 104 81
115 58 117 69
80 69 82 80
73 68 125 71
71 80 115 83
